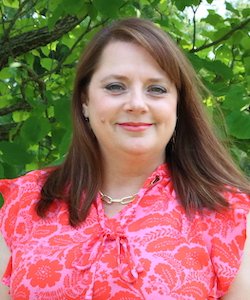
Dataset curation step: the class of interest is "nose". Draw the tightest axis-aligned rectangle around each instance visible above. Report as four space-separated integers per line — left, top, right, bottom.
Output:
124 88 148 113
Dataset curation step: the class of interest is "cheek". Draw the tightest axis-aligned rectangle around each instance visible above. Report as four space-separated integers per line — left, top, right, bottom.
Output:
157 104 177 122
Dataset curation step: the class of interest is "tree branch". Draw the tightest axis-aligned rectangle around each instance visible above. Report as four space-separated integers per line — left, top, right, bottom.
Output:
1 0 31 43
50 17 110 74
0 14 87 70
0 123 18 140
0 101 31 116
54 17 93 73
190 17 250 53
21 64 48 103
191 4 200 51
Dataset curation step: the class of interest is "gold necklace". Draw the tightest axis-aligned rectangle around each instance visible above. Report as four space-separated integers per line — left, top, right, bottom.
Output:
100 191 137 205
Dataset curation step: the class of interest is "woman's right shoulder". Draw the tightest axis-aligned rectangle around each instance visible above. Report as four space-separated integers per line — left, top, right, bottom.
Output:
0 167 54 201
0 167 55 223
0 168 55 250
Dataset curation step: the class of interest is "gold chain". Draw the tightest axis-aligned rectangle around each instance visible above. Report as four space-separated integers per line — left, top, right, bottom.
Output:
100 191 137 205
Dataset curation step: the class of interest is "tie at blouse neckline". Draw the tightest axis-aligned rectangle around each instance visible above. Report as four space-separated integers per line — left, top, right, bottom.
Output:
73 226 144 299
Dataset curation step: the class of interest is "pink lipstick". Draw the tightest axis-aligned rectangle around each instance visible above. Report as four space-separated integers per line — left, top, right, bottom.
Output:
117 122 153 132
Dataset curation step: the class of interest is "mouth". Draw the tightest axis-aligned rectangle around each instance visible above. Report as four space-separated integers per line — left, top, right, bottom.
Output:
117 122 153 132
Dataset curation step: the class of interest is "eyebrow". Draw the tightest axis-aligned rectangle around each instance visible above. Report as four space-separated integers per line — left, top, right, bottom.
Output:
100 74 171 84
100 75 128 83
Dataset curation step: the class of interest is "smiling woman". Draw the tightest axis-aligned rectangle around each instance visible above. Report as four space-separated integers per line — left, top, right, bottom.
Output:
82 41 178 160
0 17 250 300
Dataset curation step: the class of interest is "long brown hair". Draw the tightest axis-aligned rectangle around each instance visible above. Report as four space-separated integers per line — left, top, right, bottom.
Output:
37 18 250 226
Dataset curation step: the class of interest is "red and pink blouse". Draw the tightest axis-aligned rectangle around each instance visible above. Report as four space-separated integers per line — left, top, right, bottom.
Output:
0 164 249 299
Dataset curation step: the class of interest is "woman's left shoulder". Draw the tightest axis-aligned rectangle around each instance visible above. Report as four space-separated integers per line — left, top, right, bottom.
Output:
220 213 250 299
223 188 250 212
201 189 250 298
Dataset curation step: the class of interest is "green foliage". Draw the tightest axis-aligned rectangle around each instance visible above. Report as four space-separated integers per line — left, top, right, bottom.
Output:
0 0 249 179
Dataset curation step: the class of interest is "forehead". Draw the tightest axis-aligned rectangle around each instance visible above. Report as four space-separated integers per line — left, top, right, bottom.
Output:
92 41 170 81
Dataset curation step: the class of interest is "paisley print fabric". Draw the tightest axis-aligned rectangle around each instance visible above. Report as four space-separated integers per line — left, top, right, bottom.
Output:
0 164 249 299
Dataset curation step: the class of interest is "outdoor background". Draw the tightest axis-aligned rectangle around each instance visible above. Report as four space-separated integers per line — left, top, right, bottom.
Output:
0 0 249 190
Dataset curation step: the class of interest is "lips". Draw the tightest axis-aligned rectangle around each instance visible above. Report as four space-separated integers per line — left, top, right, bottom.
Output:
117 122 153 132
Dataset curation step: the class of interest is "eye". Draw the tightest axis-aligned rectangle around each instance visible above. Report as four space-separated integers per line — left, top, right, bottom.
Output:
105 83 126 94
147 85 167 95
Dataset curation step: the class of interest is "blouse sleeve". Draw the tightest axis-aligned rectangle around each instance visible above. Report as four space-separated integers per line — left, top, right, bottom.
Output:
0 177 21 286
0 169 49 286
209 190 250 298
0 178 22 249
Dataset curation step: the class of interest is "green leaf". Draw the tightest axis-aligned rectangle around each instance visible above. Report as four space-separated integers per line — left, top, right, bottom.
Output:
40 58 52 71
12 111 30 122
0 141 33 165
0 163 4 178
93 0 123 16
225 2 240 16
53 97 71 124
0 95 13 108
41 46 50 57
0 81 9 95
242 8 250 18
173 0 200 11
226 111 250 139
187 53 233 80
61 0 87 17
48 5 65 30
86 3 98 20
244 56 250 74
3 0 19 8
202 11 224 26
40 58 55 71
203 60 233 80
1 162 21 179
20 116 51 144
222 85 248 111
59 130 71 156
0 67 12 80
241 36 250 50
0 194 3 208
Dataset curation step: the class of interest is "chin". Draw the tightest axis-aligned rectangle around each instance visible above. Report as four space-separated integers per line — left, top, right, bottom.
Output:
123 145 157 156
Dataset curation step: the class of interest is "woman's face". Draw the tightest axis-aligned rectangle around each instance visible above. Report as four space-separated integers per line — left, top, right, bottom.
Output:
83 41 178 162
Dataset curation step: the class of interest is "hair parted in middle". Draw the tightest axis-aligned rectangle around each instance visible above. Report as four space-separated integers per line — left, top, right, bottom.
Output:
37 17 250 226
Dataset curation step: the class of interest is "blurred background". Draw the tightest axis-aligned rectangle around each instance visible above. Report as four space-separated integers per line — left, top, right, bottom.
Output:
0 0 249 183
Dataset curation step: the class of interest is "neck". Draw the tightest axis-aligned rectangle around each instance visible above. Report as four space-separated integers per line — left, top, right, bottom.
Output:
101 153 165 198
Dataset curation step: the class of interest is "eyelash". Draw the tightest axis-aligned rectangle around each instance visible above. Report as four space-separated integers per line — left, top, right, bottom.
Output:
147 85 167 95
105 83 125 93
104 83 167 95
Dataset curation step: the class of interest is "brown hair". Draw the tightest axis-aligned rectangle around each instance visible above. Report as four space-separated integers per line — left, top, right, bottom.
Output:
37 18 250 226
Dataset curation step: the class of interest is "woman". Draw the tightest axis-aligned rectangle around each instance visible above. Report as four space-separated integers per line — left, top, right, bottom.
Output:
0 18 249 300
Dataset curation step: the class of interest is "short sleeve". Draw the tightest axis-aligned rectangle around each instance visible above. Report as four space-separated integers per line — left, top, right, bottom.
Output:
0 178 22 249
0 169 50 286
208 191 250 298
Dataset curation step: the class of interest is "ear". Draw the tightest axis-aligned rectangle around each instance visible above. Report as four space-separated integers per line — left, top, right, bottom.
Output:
81 90 89 118
82 103 89 118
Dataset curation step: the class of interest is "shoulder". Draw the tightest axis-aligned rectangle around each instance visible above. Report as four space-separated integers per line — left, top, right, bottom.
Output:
0 167 54 224
0 168 54 249
0 168 53 202
221 213 250 299
200 189 250 297
223 188 250 211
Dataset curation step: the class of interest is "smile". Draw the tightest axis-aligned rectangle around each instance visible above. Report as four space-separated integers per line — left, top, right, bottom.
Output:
117 122 153 132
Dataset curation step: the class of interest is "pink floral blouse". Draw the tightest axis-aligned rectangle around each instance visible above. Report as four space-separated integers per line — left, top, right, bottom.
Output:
0 164 249 299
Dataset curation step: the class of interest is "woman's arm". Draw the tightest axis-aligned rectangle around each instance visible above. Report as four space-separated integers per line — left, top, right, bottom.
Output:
221 213 250 299
0 234 11 300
